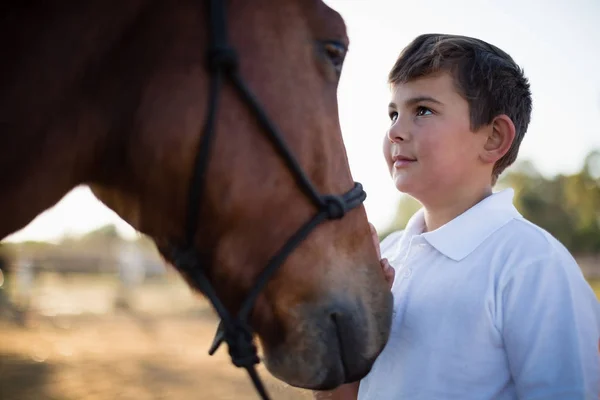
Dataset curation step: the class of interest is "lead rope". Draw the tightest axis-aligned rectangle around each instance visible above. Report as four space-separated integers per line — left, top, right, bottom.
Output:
174 0 272 398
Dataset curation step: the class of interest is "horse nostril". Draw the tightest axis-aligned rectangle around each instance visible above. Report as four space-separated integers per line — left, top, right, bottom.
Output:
328 303 377 384
330 312 350 379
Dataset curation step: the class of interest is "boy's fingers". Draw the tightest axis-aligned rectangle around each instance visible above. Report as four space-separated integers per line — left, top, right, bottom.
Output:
381 258 390 269
369 223 381 259
381 258 395 287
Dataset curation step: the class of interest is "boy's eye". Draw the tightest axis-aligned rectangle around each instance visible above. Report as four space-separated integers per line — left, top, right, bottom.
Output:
416 106 433 116
389 111 398 122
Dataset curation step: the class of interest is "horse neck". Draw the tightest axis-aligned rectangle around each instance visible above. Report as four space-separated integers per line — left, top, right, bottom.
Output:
0 1 154 239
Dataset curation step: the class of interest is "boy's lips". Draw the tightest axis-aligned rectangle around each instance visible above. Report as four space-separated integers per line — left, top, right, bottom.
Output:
392 154 416 168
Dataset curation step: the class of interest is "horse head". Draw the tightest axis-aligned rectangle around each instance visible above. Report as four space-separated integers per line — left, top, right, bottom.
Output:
0 0 393 391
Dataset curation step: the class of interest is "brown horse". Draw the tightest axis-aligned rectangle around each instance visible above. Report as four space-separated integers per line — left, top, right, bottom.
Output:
0 0 393 392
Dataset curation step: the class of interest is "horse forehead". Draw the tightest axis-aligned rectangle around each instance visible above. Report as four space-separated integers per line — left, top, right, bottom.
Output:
305 0 349 43
239 0 347 44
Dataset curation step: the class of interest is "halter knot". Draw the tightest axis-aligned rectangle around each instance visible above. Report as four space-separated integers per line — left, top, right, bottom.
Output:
208 46 239 73
323 195 346 219
226 323 260 368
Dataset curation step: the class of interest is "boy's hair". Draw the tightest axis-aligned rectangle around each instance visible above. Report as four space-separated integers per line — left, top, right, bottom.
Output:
388 33 532 184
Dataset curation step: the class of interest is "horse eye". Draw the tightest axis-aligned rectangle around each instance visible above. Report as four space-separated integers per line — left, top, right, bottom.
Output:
323 41 347 74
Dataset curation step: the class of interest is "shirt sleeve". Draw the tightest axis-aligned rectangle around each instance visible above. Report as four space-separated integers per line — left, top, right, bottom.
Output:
500 250 600 400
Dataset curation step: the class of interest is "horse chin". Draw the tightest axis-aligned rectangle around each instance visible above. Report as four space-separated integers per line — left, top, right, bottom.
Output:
262 348 349 391
260 331 370 391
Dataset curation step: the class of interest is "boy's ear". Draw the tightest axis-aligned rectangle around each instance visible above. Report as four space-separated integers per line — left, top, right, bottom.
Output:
480 114 516 164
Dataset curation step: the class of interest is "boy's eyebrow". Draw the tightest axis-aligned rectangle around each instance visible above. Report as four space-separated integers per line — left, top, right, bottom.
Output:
388 96 444 109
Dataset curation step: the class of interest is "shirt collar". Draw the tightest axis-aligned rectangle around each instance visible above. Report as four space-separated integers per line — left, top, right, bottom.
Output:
405 189 521 261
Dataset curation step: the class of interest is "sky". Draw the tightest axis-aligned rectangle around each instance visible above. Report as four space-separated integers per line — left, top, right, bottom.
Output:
3 0 600 243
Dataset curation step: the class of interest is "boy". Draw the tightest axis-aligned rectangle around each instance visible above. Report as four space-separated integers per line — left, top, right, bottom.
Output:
316 33 600 399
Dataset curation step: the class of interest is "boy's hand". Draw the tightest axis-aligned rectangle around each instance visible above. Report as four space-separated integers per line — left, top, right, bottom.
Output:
369 223 395 289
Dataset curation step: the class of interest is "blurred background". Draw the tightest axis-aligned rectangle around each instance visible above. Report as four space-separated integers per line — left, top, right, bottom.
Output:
1 0 598 399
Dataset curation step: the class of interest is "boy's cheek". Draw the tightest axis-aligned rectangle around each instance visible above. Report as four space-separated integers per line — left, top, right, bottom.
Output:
382 136 393 168
382 134 390 154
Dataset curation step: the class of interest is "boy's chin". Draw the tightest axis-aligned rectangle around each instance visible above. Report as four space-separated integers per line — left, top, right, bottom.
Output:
393 176 416 194
393 178 428 204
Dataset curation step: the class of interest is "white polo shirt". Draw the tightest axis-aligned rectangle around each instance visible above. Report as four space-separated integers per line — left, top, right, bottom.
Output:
358 189 600 400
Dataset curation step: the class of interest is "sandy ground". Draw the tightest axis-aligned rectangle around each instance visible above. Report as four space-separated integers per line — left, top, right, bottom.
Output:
3 269 597 400
0 273 314 400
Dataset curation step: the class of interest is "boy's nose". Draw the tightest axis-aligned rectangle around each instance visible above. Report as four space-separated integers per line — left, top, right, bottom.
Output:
387 120 409 142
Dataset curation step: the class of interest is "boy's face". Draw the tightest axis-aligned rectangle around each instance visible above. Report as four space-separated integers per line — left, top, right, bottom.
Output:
383 72 490 203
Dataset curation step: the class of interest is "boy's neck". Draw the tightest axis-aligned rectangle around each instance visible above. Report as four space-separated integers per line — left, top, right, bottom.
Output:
421 184 493 233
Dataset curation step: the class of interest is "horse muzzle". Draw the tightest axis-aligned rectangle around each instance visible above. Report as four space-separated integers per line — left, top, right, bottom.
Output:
260 290 394 390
